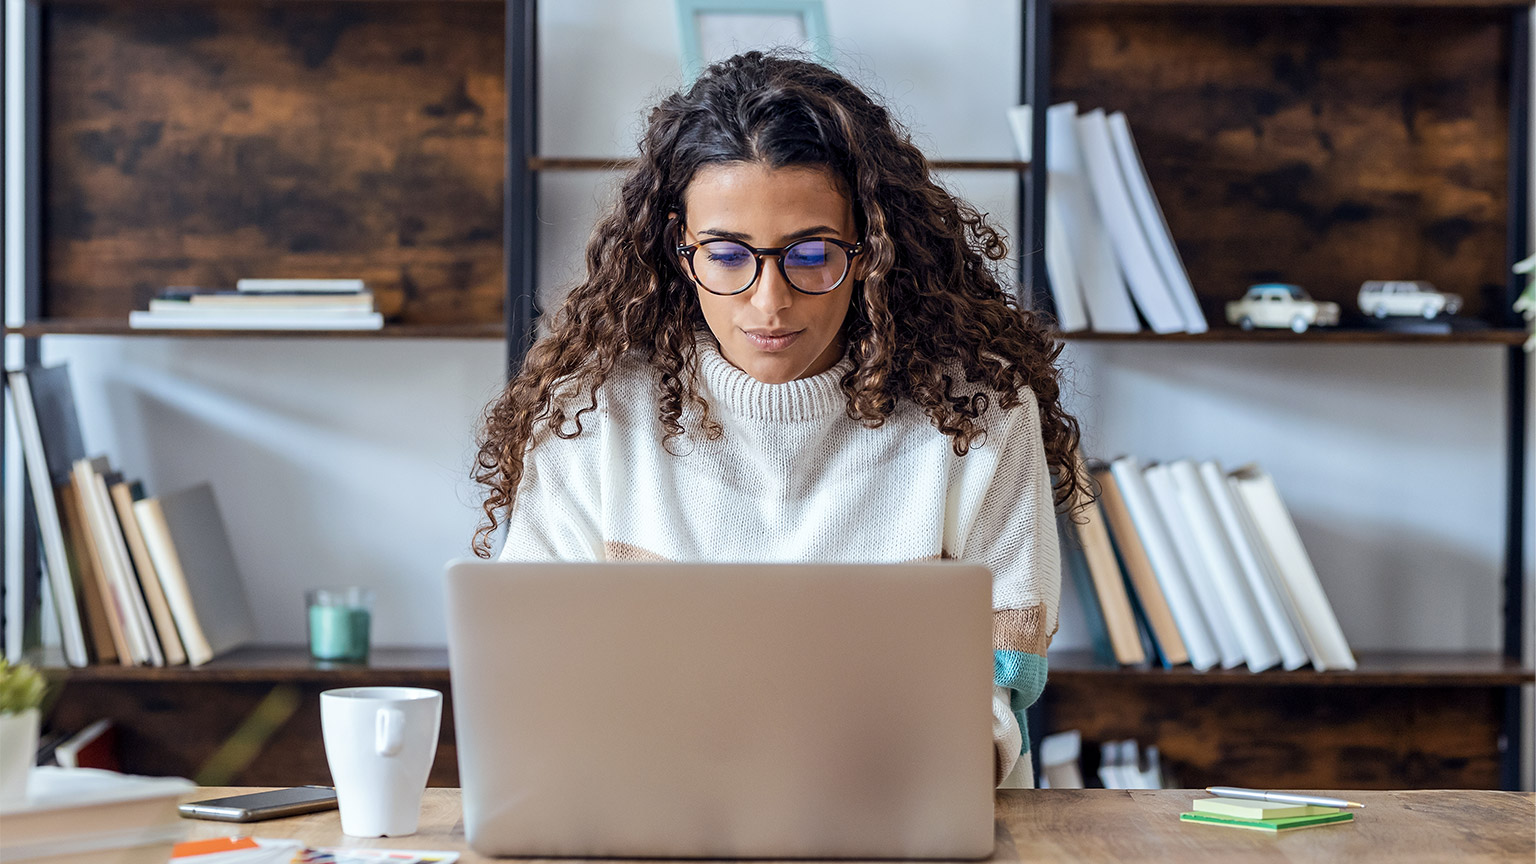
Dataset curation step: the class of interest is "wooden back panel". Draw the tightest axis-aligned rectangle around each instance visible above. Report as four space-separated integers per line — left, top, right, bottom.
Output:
45 1 506 325
1053 7 1512 323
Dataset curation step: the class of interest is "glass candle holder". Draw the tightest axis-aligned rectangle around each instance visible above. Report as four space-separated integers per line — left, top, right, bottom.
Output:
307 587 373 663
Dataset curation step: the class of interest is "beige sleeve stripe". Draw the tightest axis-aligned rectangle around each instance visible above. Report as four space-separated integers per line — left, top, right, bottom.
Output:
604 541 669 561
994 604 1050 656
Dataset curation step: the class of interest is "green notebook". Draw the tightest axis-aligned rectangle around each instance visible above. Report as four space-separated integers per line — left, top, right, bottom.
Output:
1192 797 1339 820
1179 811 1355 833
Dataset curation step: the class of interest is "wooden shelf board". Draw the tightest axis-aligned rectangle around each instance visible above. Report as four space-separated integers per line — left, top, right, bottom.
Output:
1048 649 1535 686
6 321 505 340
42 645 1534 687
1056 327 1530 345
529 156 1030 172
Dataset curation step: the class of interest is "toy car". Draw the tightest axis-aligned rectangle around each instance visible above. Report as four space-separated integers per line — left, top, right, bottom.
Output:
1357 280 1462 319
1225 283 1341 333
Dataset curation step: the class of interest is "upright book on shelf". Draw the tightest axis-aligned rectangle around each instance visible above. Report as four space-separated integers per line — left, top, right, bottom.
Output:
109 480 187 666
1228 465 1357 671
5 369 89 666
133 484 256 666
1092 464 1188 666
1108 456 1218 670
1068 456 1145 665
1045 102 1140 333
1143 462 1245 669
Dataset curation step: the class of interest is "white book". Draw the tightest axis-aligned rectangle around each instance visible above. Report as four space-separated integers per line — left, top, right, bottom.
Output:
1108 456 1219 670
1106 112 1207 333
1046 103 1140 333
1044 186 1089 331
144 303 376 318
1200 461 1310 670
1168 459 1278 672
1075 108 1186 333
235 278 366 293
1229 466 1357 671
1226 473 1322 668
129 311 384 330
1011 104 1089 331
4 372 88 666
1144 463 1245 669
89 471 164 667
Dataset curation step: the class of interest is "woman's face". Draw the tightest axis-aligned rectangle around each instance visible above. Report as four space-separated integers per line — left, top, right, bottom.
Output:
678 162 859 384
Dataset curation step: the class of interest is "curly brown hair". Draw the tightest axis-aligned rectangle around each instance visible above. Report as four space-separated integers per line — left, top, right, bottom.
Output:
472 51 1086 557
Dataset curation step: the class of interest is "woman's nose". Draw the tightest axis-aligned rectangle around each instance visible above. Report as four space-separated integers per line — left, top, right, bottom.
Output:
749 258 794 314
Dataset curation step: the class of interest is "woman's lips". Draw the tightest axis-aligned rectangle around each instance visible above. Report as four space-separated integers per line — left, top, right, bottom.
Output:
741 329 803 352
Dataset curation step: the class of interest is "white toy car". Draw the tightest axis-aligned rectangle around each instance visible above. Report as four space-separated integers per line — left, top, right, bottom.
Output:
1357 280 1462 319
1225 283 1341 333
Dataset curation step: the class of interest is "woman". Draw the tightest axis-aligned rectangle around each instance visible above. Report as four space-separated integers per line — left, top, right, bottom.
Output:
474 51 1085 787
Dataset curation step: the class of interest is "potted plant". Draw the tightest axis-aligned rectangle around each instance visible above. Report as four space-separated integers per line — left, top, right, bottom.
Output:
0 657 48 804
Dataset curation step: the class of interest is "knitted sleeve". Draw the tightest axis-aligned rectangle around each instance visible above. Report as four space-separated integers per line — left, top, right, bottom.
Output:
497 421 605 562
960 389 1061 786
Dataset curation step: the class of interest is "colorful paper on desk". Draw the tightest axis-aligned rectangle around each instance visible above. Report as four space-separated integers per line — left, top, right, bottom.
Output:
173 837 458 863
1192 796 1338 820
1180 810 1355 833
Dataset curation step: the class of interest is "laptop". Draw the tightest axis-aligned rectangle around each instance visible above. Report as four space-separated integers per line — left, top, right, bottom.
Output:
443 559 997 860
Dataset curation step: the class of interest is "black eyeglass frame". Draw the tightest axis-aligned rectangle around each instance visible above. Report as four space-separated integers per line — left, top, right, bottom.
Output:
676 236 864 296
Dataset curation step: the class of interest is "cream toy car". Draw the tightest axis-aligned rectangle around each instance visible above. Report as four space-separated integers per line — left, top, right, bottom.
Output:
1357 280 1462 319
1225 283 1341 333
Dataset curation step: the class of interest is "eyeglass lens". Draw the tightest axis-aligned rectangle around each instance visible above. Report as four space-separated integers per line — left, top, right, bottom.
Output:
693 239 849 294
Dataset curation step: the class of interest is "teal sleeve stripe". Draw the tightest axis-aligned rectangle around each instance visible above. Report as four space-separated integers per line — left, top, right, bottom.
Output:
995 650 1048 756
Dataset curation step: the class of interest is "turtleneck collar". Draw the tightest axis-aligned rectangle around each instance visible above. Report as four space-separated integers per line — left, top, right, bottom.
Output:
695 332 854 423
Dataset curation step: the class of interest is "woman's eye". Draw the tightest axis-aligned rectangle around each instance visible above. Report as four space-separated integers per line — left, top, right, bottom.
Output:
707 251 751 267
786 249 828 266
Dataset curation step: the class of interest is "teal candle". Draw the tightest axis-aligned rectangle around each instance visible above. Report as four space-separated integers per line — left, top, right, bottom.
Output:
308 604 371 662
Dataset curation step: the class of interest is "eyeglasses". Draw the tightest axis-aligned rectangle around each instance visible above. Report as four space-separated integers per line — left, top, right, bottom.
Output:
676 236 863 296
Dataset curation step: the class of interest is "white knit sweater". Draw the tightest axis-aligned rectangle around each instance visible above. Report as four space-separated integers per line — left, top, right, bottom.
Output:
500 337 1061 787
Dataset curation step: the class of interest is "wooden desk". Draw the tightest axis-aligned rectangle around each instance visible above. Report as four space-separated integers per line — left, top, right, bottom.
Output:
181 787 1535 863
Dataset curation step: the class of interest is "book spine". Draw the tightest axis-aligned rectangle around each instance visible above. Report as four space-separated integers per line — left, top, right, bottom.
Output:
110 482 187 666
134 498 213 666
1144 464 1246 669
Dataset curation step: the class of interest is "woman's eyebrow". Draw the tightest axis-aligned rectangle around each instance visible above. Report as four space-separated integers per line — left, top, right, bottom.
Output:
697 225 843 243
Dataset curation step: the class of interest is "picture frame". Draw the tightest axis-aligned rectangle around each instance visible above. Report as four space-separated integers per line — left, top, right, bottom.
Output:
674 0 833 83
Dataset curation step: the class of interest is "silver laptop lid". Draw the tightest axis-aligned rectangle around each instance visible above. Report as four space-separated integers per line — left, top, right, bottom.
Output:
444 560 995 860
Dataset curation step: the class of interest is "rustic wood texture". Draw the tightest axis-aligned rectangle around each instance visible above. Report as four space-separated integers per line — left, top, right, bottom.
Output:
45 2 505 325
178 787 1535 863
47 676 459 787
1053 7 1512 324
1043 679 1507 789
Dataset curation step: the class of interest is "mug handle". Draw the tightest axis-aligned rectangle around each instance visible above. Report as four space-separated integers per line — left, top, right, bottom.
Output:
376 707 405 757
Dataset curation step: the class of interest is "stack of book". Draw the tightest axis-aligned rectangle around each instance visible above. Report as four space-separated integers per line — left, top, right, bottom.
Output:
128 278 383 331
1008 103 1206 334
0 767 193 863
1060 452 1356 673
5 364 256 668
1180 795 1355 833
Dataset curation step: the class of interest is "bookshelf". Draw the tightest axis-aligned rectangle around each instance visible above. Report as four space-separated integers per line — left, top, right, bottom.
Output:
2 0 1531 791
1025 0 1532 791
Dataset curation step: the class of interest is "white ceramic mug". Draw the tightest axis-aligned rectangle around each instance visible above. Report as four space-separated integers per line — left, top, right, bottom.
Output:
320 686 442 837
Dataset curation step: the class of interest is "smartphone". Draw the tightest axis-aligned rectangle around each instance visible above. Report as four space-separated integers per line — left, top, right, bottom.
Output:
178 785 339 822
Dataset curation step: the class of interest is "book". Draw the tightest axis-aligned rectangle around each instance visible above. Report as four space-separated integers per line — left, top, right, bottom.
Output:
1108 456 1218 671
54 719 120 771
5 370 89 666
1092 465 1187 666
1105 112 1207 333
1006 105 1088 329
1060 513 1116 665
162 290 373 309
55 481 119 664
75 458 162 666
128 310 385 330
1075 491 1146 665
1191 796 1338 820
1046 103 1140 333
69 460 134 665
1144 462 1243 668
0 767 193 863
235 278 367 293
133 484 256 667
1178 810 1355 833
1167 459 1279 672
1228 465 1357 671
1226 474 1324 668
110 481 187 666
1074 108 1186 333
1198 461 1310 671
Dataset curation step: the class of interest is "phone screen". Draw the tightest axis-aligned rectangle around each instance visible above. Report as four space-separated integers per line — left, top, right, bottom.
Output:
179 785 338 821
